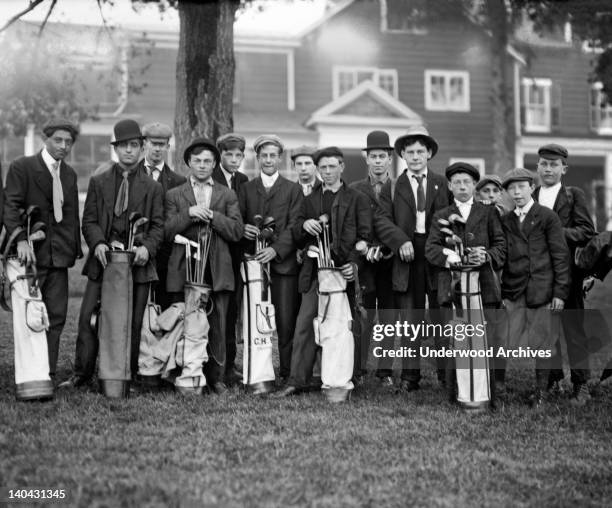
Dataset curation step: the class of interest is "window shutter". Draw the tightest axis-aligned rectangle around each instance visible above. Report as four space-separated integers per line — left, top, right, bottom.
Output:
520 84 526 130
551 83 561 130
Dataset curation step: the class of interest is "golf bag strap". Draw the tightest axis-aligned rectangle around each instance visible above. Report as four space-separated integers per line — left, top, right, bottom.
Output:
3 226 25 259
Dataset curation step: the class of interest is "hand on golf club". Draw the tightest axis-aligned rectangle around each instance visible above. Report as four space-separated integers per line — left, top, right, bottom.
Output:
303 219 322 236
16 240 36 265
398 240 414 262
95 243 110 268
243 224 259 240
466 246 487 266
255 246 277 264
189 205 213 222
340 263 354 281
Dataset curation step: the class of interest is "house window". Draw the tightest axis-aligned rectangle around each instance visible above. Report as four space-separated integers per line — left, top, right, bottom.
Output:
333 67 398 98
380 0 428 34
521 78 561 133
448 158 485 175
590 83 612 134
425 70 470 112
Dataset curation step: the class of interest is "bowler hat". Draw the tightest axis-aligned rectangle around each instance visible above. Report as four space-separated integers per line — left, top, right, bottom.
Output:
501 168 535 189
290 145 316 161
183 137 220 165
111 119 143 145
42 118 79 140
394 125 438 158
476 174 503 191
363 130 393 151
142 122 172 139
253 134 284 154
538 143 568 160
313 146 344 166
217 133 246 151
445 162 480 182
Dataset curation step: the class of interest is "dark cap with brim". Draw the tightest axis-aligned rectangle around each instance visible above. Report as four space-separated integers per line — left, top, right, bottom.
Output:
42 119 80 140
313 146 344 165
502 168 536 189
445 162 480 182
476 174 503 191
538 143 568 160
183 137 220 164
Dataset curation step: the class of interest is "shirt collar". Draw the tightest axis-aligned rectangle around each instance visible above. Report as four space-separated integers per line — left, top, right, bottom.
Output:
514 198 535 216
455 197 474 208
145 159 164 172
260 171 279 187
369 172 389 186
190 176 214 187
408 169 428 180
219 164 234 182
541 182 562 194
41 148 60 171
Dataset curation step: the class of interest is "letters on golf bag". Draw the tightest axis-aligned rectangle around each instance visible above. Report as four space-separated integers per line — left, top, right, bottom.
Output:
241 257 276 394
5 258 53 400
98 250 134 398
314 268 354 402
450 266 491 410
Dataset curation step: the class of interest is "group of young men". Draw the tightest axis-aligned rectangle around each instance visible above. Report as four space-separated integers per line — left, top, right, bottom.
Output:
1 117 597 406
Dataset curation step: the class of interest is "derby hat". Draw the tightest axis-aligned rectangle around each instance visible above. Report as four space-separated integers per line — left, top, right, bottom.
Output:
537 143 568 160
501 168 536 189
363 130 393 151
142 122 172 139
111 119 143 145
394 125 438 158
183 137 220 165
445 162 480 182
42 118 80 140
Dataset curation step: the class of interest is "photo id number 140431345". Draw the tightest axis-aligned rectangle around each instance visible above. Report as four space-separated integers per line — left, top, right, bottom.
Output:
4 489 67 502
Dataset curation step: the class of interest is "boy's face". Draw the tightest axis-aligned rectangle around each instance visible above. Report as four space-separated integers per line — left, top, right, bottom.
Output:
478 183 502 203
257 144 282 176
506 181 534 208
188 149 216 181
144 137 170 166
44 129 74 161
114 139 142 166
448 173 476 203
220 148 244 173
537 157 566 187
401 140 430 173
293 155 316 183
318 156 343 186
365 149 392 177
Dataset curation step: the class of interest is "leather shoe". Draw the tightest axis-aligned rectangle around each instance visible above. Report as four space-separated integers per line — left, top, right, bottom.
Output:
57 375 90 389
271 385 300 398
210 382 228 395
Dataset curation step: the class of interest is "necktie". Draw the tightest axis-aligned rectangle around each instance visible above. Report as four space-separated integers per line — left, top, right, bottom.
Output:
413 174 425 212
114 171 129 217
229 174 235 190
304 183 312 196
374 182 382 200
51 161 63 223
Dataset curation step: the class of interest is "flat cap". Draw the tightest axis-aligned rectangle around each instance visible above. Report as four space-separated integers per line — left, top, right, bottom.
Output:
253 134 284 154
394 125 438 158
445 162 480 182
313 146 344 165
538 143 568 160
217 133 246 151
142 122 172 139
183 137 220 165
42 118 80 140
501 168 536 189
476 174 503 191
290 145 316 161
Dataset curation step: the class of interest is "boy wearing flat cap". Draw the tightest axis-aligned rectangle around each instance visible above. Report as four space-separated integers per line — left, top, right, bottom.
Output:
165 138 244 394
374 125 451 392
238 134 303 383
60 119 164 389
533 144 595 405
213 133 249 385
4 118 83 381
139 122 186 311
500 168 570 407
291 146 320 197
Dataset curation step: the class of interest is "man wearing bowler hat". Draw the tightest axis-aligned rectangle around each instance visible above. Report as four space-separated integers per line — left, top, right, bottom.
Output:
533 144 595 405
350 130 396 386
3 118 83 381
213 133 249 384
238 134 303 383
59 119 164 389
139 122 186 310
165 138 244 394
374 125 451 392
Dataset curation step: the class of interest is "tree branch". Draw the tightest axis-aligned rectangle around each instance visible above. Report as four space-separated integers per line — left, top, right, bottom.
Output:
37 0 58 38
0 0 47 33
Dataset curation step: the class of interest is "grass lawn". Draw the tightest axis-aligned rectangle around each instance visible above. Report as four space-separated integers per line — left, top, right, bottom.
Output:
1 266 612 507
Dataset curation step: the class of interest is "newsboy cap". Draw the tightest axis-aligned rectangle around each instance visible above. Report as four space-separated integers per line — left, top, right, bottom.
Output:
476 174 503 191
290 145 316 161
183 137 220 165
501 168 536 189
445 162 480 182
538 143 568 160
217 133 246 151
313 146 344 165
394 125 438 158
111 119 143 145
253 134 284 154
142 122 172 139
42 118 80 140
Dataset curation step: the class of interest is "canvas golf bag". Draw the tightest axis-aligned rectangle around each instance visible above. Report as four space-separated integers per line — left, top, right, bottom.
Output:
241 257 276 394
314 268 354 402
450 265 491 410
137 292 163 389
3 257 53 400
98 250 134 398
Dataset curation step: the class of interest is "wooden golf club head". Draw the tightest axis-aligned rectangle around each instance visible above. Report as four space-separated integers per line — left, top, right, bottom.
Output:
440 227 454 237
306 245 320 258
318 214 329 225
253 214 263 229
129 211 142 223
448 213 466 225
28 230 46 243
438 218 450 227
355 240 368 255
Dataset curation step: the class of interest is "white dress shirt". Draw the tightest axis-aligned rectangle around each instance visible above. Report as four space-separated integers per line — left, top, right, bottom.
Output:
220 165 234 188
455 197 474 221
514 198 535 222
538 182 561 210
191 176 214 208
145 160 164 181
408 170 427 233
41 147 61 175
261 171 279 189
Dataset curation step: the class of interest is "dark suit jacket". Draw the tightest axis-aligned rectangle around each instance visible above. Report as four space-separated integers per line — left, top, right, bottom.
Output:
164 180 243 292
293 182 372 293
81 164 164 283
426 202 506 305
374 169 451 292
212 165 248 194
501 202 570 306
3 152 82 267
238 174 303 276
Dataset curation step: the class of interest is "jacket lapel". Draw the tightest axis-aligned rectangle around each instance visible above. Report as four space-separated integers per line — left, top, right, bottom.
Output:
331 184 349 253
397 172 416 214
181 180 197 207
102 165 117 219
266 174 283 201
209 182 223 211
521 204 538 238
130 170 149 212
32 152 53 200
425 172 442 216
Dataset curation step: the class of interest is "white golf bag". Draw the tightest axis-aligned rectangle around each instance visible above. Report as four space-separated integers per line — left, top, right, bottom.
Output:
450 266 490 410
241 257 276 394
137 293 163 388
5 258 53 401
314 268 354 402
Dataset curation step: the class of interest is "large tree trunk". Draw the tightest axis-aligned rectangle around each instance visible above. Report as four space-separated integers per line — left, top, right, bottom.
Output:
174 0 239 172
486 0 515 175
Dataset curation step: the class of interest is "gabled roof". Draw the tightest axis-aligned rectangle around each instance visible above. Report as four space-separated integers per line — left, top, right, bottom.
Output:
306 80 422 128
